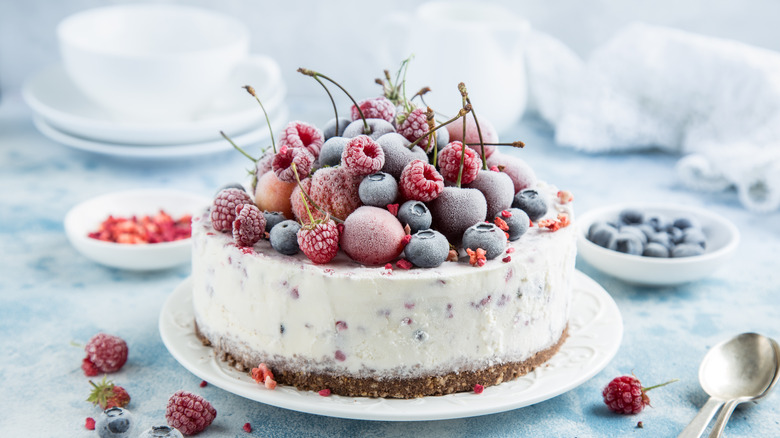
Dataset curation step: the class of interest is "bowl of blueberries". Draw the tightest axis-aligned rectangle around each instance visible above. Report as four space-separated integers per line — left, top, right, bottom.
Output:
577 203 740 285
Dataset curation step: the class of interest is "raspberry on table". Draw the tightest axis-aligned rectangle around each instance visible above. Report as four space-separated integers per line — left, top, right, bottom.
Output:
279 120 324 158
297 219 340 264
351 97 396 123
399 159 444 202
211 188 254 232
232 204 266 247
83 333 128 375
438 141 480 185
165 391 217 436
602 375 677 415
397 108 431 149
272 145 314 183
342 135 385 176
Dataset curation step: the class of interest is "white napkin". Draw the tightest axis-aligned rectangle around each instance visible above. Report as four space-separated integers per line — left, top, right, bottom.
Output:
526 23 780 212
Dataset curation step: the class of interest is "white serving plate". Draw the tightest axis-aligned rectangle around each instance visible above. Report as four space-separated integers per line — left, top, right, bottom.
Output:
64 189 210 270
577 203 740 286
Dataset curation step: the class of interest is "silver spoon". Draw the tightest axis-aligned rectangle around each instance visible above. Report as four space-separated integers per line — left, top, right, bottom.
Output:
678 333 779 438
707 336 780 437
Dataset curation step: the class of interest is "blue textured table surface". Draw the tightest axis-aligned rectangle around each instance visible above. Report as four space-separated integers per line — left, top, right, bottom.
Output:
1 94 778 438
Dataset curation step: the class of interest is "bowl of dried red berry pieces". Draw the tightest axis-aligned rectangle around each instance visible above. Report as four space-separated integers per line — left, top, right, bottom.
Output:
64 189 210 270
577 203 740 285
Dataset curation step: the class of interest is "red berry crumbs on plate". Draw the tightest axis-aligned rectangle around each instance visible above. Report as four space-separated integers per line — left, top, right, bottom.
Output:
502 256 512 263
199 380 208 388
88 210 192 244
319 388 332 397
474 384 484 394
243 422 252 433
251 363 275 386
85 417 95 430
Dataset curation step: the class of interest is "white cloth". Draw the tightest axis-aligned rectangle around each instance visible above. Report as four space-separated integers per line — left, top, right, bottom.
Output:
526 22 780 212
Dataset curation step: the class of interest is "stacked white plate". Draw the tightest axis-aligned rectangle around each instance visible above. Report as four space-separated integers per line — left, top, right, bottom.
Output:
22 55 288 159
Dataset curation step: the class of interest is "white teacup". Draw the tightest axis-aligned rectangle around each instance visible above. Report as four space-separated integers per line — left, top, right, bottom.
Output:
57 4 249 123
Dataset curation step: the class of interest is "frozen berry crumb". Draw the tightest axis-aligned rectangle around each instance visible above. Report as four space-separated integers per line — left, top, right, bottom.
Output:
474 384 484 394
396 259 413 270
200 380 208 388
85 417 96 430
502 256 512 263
243 422 252 433
319 389 332 397
387 203 399 216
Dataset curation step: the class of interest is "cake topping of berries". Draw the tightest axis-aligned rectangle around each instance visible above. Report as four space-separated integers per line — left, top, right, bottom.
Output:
298 218 340 264
398 107 431 149
342 135 386 176
88 377 131 410
165 391 217 435
438 141 480 185
232 204 266 247
83 333 128 375
351 97 396 123
602 375 677 415
428 187 487 245
272 145 315 183
211 188 254 232
278 120 324 158
269 220 302 255
399 159 444 202
404 229 450 268
308 166 363 221
340 206 406 265
462 222 508 260
513 189 548 222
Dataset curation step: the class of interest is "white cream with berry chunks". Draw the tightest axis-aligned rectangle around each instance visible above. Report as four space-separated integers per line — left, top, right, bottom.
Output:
193 61 577 398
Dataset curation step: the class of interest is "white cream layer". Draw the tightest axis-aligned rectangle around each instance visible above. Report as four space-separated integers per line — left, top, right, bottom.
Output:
192 181 576 378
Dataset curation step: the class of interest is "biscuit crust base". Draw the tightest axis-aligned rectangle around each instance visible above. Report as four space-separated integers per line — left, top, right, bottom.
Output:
196 322 569 399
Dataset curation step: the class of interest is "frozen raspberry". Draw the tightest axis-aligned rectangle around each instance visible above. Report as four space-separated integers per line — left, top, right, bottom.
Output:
211 188 254 232
165 391 217 435
437 141 480 185
279 120 324 158
297 219 340 264
254 150 275 180
342 135 385 176
309 167 363 221
486 152 537 194
464 170 515 219
340 206 406 265
351 97 396 123
232 204 266 247
397 108 431 149
446 113 498 158
83 333 128 374
602 375 677 415
272 145 314 183
377 133 428 178
428 187 487 245
399 160 444 202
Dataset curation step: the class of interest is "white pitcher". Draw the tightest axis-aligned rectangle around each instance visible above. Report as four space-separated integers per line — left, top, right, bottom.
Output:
378 2 530 134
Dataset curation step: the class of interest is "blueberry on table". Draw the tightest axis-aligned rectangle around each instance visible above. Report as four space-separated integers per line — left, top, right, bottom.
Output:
512 189 547 221
96 407 133 438
138 426 183 438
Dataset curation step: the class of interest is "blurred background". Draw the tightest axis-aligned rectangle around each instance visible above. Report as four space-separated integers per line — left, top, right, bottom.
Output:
3 0 780 103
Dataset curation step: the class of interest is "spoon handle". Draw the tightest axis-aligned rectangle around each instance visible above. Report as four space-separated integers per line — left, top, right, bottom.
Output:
678 397 723 438
708 399 740 438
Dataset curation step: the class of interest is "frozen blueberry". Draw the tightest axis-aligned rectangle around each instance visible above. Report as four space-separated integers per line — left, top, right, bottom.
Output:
270 220 301 255
673 216 699 230
668 226 685 244
263 211 286 232
462 222 508 260
498 208 529 241
358 172 398 207
618 208 644 225
397 200 432 234
512 189 547 221
323 117 352 140
644 214 670 232
413 329 429 342
96 407 133 438
343 118 396 140
620 225 649 244
672 243 705 257
648 232 673 250
318 137 349 167
682 227 707 248
643 242 670 258
436 124 450 150
404 229 449 268
138 426 183 438
216 182 246 195
609 232 644 255
588 222 619 248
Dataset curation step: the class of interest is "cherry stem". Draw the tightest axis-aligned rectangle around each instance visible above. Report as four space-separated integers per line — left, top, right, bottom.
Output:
221 131 256 162
243 85 276 154
311 75 340 137
458 83 487 170
466 141 525 148
290 163 344 224
456 139 466 188
407 106 470 150
642 379 679 392
298 68 369 135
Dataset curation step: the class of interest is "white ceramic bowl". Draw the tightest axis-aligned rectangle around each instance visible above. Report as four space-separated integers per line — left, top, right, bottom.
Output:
577 203 740 286
64 189 210 270
57 4 249 122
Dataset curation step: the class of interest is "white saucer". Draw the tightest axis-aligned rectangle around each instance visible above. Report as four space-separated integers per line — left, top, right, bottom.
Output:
22 55 286 145
33 104 288 159
159 271 623 421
